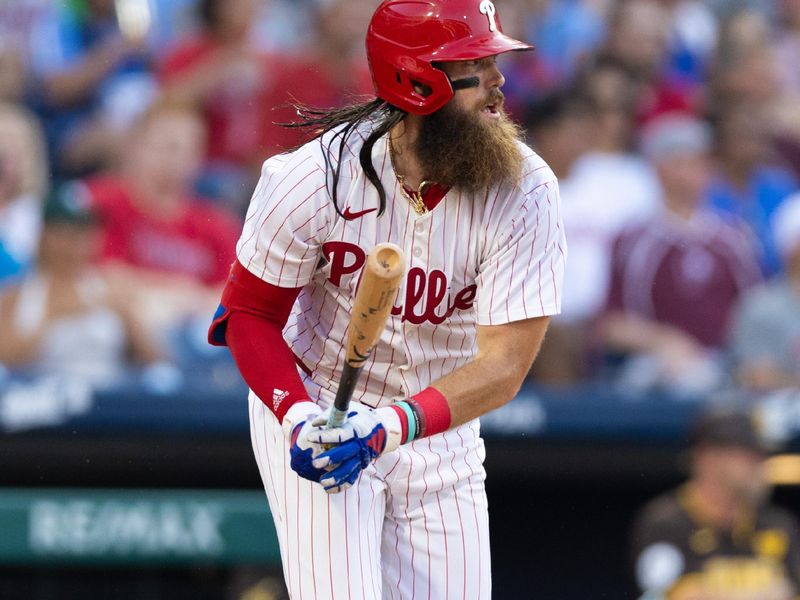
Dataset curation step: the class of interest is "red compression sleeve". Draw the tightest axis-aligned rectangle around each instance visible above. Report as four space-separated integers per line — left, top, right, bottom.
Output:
209 261 310 422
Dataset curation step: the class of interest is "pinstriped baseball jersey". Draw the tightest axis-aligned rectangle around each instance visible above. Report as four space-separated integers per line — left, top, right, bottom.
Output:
237 123 566 410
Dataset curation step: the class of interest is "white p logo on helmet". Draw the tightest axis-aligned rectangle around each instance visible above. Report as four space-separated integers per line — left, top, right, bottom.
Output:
479 0 497 32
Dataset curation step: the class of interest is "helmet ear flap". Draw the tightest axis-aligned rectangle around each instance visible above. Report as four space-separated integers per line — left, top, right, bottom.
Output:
403 66 454 114
369 54 454 114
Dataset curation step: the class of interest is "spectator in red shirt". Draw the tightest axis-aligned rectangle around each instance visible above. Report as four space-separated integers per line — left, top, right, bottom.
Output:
158 0 267 168
157 0 271 213
83 99 240 349
600 113 762 396
259 0 376 157
159 0 375 213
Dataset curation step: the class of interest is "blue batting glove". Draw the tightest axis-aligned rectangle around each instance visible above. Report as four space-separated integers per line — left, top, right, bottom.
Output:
289 420 330 482
316 454 366 493
282 401 328 483
308 403 403 493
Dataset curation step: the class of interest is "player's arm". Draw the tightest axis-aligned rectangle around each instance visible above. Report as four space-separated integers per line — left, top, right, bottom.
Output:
209 260 332 484
209 261 310 421
429 317 549 426
311 316 550 493
210 152 329 423
208 153 333 483
415 172 563 431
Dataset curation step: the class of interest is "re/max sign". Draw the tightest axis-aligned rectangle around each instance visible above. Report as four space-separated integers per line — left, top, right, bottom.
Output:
28 500 225 556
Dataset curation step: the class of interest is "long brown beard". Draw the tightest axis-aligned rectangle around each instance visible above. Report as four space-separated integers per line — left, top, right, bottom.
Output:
414 95 524 193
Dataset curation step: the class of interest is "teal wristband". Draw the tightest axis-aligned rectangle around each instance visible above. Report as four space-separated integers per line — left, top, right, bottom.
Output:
396 401 417 444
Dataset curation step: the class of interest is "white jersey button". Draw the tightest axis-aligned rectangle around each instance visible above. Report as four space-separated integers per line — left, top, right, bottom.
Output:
413 247 422 257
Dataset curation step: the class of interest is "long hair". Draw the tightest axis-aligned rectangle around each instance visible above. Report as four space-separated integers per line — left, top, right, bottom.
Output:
284 99 406 218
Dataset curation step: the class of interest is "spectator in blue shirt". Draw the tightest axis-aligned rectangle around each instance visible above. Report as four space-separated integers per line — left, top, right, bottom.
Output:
0 103 47 288
28 0 157 177
526 0 605 85
706 102 799 276
0 242 22 283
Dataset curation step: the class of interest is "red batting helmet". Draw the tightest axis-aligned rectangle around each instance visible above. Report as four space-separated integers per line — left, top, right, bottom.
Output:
366 0 533 115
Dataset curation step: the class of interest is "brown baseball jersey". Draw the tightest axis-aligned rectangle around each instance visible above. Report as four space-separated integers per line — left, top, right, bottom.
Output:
631 485 800 598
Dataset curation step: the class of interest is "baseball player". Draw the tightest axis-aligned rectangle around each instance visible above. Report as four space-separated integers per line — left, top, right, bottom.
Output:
209 1 566 597
631 409 800 600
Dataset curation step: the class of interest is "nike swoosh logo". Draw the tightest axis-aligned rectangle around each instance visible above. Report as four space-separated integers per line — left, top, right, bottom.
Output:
342 207 377 220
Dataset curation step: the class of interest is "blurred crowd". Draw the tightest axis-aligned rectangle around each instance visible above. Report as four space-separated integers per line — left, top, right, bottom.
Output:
0 0 798 397
0 0 373 386
517 0 800 400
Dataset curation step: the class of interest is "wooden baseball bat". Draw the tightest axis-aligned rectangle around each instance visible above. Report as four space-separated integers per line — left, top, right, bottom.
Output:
327 243 406 428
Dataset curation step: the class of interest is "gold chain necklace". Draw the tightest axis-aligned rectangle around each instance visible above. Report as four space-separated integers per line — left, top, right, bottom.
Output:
388 139 430 215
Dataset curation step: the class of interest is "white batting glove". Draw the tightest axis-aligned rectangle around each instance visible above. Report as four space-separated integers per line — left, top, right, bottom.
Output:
307 402 403 493
281 401 321 440
282 401 329 483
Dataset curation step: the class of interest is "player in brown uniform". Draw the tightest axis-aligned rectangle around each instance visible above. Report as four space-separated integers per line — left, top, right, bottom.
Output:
631 408 800 600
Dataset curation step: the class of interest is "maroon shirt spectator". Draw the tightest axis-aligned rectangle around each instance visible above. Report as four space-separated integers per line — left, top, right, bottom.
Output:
600 112 761 393
606 212 761 348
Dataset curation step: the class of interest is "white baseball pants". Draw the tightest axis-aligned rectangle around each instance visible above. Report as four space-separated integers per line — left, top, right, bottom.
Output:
249 393 491 600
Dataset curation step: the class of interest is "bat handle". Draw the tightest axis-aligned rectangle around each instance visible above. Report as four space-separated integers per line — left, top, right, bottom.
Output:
326 362 362 428
326 406 349 428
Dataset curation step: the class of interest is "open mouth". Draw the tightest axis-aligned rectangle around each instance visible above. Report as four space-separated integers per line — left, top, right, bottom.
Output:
481 103 500 116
